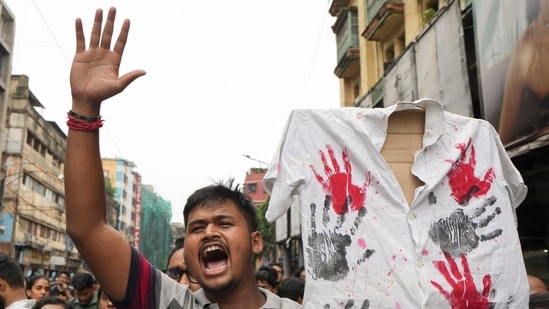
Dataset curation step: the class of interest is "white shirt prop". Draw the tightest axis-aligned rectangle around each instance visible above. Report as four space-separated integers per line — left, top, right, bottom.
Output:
264 99 529 308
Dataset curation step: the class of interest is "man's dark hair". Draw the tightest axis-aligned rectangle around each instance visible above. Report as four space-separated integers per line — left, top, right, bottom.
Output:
273 262 284 275
0 254 25 289
166 236 185 268
277 277 305 302
32 296 73 309
71 272 96 291
530 293 549 309
183 183 258 232
293 266 305 278
97 287 112 303
255 265 278 288
57 270 71 278
173 236 185 249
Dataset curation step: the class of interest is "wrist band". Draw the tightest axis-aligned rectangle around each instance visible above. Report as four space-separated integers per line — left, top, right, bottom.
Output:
66 110 104 131
68 110 100 122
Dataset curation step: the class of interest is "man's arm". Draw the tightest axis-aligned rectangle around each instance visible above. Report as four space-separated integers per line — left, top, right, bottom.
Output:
64 7 146 301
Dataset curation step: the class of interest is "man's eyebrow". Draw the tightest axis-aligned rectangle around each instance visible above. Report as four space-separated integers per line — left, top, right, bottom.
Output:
187 214 236 226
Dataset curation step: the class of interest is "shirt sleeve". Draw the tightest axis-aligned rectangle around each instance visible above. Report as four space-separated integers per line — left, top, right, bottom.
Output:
263 110 307 222
492 125 527 210
114 247 156 309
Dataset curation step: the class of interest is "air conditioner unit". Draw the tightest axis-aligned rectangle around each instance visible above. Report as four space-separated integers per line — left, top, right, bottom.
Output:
24 233 33 242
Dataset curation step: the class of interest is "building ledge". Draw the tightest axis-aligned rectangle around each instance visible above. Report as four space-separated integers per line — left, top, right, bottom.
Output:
362 2 405 41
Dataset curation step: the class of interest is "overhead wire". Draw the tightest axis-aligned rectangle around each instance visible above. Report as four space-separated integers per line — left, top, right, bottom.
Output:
299 0 333 108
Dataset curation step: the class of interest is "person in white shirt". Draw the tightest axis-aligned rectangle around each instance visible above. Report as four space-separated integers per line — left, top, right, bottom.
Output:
0 254 35 309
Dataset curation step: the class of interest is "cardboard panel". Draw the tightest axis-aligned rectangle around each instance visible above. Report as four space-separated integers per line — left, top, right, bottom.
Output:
380 109 425 204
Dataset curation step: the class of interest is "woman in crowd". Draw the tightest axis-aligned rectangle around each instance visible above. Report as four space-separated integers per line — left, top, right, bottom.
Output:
26 275 50 302
98 287 116 309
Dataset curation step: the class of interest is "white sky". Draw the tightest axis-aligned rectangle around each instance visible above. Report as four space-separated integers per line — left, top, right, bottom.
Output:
4 0 340 223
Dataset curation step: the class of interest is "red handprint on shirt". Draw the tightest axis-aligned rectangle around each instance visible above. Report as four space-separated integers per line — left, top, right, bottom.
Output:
307 145 375 282
309 145 370 215
447 139 495 205
431 252 492 309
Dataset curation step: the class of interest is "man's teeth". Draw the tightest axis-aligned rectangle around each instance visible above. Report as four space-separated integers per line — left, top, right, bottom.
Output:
205 245 222 253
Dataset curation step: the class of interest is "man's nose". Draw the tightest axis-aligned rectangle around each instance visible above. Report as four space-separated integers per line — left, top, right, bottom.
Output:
204 223 220 237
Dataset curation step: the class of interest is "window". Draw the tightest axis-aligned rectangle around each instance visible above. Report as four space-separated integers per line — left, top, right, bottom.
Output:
44 188 54 202
24 174 63 204
56 196 65 206
116 171 124 182
26 132 33 146
247 183 257 193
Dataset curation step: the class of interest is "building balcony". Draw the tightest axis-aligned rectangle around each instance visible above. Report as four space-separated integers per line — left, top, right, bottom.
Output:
329 0 351 17
362 0 404 41
333 7 360 78
371 78 384 107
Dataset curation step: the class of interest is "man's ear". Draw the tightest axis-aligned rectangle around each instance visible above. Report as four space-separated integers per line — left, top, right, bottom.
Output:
0 278 7 292
251 231 263 255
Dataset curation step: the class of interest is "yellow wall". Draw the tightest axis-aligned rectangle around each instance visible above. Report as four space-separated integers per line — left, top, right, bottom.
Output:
335 0 448 104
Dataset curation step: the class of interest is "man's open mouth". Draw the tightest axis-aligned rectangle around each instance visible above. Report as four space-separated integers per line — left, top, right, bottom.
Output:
201 243 229 273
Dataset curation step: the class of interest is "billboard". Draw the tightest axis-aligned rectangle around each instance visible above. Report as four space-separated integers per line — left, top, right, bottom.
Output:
474 0 549 148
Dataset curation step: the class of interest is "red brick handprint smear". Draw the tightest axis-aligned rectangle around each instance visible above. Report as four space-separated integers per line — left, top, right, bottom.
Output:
431 252 492 309
309 145 370 215
447 139 495 205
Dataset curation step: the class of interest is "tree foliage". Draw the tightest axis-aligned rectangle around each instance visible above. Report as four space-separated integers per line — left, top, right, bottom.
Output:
257 198 274 260
105 177 116 198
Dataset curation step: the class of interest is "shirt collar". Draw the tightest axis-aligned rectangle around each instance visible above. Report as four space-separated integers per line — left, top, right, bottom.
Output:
368 98 445 150
193 287 279 309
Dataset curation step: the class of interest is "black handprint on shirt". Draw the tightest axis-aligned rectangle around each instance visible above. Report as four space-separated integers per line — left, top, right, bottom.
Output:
322 299 371 309
308 200 351 281
428 193 501 258
307 145 375 282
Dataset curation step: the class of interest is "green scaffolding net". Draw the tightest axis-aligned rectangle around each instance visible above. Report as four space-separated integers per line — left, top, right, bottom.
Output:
139 186 173 268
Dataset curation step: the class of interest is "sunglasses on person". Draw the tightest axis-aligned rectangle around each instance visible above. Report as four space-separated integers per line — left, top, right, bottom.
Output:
162 267 198 284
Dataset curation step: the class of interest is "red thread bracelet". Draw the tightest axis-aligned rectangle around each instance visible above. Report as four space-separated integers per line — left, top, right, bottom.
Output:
66 111 104 131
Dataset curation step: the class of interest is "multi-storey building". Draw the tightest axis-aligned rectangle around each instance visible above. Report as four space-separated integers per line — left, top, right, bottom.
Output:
0 75 80 276
243 168 268 207
246 166 304 276
102 158 140 244
169 221 185 244
328 0 548 283
0 0 14 163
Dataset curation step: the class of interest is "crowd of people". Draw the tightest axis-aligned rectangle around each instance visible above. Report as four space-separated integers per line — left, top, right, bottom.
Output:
3 253 546 308
255 262 306 305
0 254 116 309
0 5 548 309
